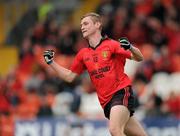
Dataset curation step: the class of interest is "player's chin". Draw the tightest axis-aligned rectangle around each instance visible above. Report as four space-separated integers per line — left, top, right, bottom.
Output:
82 33 88 39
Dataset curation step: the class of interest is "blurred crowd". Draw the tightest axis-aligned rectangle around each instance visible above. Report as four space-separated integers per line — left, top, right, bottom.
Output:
0 0 180 134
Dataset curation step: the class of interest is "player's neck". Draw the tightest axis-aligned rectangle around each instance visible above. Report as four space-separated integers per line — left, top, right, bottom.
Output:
88 32 102 48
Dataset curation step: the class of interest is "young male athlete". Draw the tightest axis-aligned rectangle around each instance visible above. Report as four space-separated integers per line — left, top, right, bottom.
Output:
43 12 148 136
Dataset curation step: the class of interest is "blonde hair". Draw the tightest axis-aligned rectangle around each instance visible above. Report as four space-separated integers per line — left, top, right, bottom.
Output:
81 12 102 30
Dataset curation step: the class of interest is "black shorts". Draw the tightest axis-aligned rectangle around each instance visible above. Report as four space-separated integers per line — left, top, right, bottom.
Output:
104 86 135 119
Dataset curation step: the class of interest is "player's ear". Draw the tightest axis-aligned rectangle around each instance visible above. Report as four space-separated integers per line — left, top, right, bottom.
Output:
95 21 101 29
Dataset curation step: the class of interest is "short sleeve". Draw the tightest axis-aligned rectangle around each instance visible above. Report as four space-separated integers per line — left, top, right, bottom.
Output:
70 50 86 75
110 40 131 59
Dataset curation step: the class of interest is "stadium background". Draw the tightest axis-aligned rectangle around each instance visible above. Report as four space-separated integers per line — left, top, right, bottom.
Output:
0 0 180 136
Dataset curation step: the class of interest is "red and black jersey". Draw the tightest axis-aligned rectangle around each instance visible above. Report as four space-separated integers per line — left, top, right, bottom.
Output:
71 38 132 108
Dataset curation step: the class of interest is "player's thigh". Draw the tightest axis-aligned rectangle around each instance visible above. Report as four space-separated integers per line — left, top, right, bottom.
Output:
109 105 130 130
124 116 148 136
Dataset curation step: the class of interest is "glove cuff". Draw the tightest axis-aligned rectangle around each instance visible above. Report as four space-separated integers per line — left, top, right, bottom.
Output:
129 44 132 50
47 60 53 65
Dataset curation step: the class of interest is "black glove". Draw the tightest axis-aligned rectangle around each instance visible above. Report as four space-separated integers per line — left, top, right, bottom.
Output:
119 37 132 50
43 50 54 65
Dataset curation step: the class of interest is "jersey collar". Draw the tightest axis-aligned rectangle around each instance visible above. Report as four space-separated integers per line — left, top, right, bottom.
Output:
88 35 108 50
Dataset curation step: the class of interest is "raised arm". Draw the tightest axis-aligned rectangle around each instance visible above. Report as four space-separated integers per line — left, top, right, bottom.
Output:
43 50 78 83
119 37 143 62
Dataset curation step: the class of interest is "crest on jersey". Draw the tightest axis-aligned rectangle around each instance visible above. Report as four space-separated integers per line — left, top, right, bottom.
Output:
102 51 109 59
